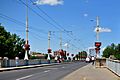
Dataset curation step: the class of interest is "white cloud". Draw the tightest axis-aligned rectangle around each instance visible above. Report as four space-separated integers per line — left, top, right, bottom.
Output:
94 27 111 32
34 0 64 6
83 13 88 17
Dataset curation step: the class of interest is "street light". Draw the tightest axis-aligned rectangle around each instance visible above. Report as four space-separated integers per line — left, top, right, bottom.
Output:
95 16 101 58
47 31 52 63
24 0 30 65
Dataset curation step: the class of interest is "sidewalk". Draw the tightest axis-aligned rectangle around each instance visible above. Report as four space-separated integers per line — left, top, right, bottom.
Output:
61 64 120 80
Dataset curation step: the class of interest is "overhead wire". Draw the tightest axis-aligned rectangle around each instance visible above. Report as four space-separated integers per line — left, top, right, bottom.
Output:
30 31 47 40
30 0 82 50
19 0 62 31
30 0 66 31
18 0 78 50
0 13 47 34
0 0 83 53
18 0 85 51
0 12 67 50
0 13 49 44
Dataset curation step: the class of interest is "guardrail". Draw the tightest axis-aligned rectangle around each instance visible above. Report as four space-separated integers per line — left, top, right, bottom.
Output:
106 59 120 76
0 59 58 68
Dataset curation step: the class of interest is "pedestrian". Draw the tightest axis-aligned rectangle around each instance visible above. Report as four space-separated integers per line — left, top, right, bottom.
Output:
91 56 95 65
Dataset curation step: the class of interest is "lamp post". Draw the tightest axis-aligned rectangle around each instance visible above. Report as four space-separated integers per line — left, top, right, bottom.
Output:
65 42 69 61
95 16 101 58
47 31 51 63
24 0 30 65
96 16 100 41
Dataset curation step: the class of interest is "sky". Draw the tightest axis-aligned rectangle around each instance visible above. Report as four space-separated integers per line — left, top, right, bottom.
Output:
0 0 120 56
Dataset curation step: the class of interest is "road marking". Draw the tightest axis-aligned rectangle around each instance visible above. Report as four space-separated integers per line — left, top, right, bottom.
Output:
44 70 50 73
62 67 65 68
40 67 58 70
16 75 33 80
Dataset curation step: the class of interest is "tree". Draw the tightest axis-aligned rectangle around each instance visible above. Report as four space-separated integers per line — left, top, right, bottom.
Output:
0 25 25 59
74 51 87 60
103 46 112 58
79 51 87 58
103 43 120 60
114 44 120 60
0 26 9 57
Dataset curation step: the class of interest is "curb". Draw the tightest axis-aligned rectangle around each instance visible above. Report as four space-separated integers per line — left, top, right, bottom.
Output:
107 67 120 77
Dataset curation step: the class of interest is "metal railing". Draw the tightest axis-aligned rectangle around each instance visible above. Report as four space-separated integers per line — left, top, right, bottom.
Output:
0 59 72 68
106 59 120 76
0 59 58 67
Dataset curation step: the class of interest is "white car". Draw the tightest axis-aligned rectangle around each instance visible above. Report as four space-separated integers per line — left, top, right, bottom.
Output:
86 57 90 63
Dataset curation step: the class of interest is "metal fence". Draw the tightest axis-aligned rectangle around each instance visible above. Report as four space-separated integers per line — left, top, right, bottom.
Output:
106 59 120 76
0 59 56 67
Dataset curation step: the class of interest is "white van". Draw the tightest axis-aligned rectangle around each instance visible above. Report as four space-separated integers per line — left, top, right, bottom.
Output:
86 57 90 63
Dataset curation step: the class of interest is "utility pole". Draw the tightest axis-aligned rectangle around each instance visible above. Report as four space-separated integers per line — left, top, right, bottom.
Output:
96 16 100 41
47 31 51 62
59 31 72 50
59 31 72 60
48 31 51 49
24 0 30 62
95 16 101 58
60 31 62 49
66 41 69 60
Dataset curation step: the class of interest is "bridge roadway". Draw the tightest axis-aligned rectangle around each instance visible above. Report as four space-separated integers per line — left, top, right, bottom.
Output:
0 61 87 80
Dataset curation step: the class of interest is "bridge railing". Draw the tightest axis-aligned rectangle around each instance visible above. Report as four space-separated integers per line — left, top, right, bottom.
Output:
106 59 120 76
0 59 58 67
0 59 72 68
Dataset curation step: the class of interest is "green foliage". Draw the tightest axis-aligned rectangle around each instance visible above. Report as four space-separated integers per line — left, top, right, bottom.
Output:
103 43 120 60
114 53 120 60
79 51 87 58
75 51 87 60
0 25 25 59
29 56 38 59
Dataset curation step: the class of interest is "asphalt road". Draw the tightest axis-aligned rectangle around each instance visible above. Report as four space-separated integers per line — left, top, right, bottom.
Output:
0 61 88 80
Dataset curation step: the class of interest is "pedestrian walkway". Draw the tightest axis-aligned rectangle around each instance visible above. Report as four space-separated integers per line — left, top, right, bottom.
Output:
61 64 120 80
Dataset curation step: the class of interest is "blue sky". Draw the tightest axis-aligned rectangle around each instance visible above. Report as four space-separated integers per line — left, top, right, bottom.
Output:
0 0 120 56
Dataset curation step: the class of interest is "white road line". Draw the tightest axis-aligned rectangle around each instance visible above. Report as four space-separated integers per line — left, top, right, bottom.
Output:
62 67 65 68
44 70 50 73
38 67 58 70
16 75 33 80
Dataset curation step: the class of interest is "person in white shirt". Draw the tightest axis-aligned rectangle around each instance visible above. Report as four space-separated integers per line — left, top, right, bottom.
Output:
91 56 95 65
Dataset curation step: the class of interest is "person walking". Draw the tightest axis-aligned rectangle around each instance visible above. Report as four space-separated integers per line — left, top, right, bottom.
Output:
91 56 95 65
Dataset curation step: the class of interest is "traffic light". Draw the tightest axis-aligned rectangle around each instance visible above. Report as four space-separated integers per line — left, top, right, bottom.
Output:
95 42 101 48
95 42 101 54
24 44 30 50
48 48 52 53
59 49 64 56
